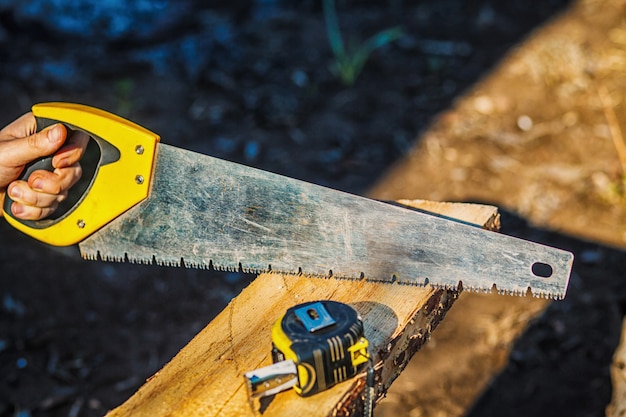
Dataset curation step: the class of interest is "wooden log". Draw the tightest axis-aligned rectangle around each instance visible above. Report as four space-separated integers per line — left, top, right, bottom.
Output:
105 200 499 417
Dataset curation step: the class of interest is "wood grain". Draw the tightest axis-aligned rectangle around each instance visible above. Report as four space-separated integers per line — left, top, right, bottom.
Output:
106 200 499 417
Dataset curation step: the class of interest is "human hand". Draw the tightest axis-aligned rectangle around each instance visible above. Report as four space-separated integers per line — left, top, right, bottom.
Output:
0 112 89 220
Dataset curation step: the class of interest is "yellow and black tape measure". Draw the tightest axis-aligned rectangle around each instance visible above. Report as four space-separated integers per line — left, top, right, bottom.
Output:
272 300 370 396
244 300 370 398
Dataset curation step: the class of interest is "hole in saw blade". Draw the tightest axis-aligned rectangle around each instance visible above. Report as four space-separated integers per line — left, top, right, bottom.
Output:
531 262 553 278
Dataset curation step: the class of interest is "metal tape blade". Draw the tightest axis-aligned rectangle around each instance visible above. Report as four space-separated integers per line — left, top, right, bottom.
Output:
79 144 573 299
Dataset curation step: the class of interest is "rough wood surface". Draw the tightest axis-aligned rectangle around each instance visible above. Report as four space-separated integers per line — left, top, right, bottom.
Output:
105 200 499 417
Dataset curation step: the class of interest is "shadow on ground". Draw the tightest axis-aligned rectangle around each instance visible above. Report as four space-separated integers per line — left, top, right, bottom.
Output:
466 210 626 417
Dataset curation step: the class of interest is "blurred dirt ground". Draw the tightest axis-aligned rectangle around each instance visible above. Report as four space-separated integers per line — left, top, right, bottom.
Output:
2 1 626 416
373 0 626 416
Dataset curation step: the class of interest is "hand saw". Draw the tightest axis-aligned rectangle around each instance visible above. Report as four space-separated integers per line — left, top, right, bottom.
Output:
3 103 573 299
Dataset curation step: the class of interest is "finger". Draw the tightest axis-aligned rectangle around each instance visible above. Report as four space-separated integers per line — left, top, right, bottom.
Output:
8 180 67 208
10 199 59 221
27 164 83 195
0 113 37 141
5 162 82 221
0 123 67 168
52 130 90 169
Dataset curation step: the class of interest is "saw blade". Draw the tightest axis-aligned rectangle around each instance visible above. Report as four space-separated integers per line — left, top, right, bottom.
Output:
79 144 573 299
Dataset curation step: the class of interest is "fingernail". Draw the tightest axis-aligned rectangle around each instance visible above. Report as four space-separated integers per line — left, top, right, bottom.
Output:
11 203 23 216
55 157 68 168
32 178 43 191
9 186 22 199
47 124 63 144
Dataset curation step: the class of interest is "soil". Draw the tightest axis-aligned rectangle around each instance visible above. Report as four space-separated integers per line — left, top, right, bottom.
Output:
1 1 626 417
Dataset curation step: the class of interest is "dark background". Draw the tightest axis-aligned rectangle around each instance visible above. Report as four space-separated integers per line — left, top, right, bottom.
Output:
2 1 608 416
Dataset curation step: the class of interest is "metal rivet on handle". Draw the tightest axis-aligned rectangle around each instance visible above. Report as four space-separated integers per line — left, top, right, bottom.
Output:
135 145 144 155
135 175 144 185
77 219 86 229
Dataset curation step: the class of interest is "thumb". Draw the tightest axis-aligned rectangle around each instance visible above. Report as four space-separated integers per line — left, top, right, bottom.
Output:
8 124 67 167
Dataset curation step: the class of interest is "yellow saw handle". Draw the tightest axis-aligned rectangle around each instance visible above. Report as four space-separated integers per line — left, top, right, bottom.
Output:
3 102 160 246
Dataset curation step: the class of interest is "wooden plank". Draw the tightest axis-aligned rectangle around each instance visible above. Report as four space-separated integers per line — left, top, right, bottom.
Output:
105 200 499 417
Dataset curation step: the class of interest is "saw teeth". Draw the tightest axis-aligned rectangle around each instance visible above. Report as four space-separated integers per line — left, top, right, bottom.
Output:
431 283 460 292
82 251 98 261
79 250 568 300
181 260 211 270
531 289 563 300
464 285 485 294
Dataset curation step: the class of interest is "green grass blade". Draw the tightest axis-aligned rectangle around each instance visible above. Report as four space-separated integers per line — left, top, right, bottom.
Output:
323 0 345 58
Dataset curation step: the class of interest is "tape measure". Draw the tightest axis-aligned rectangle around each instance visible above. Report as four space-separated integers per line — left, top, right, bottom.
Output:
244 300 370 398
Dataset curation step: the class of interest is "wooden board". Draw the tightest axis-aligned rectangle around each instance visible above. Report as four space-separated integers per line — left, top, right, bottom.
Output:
105 200 499 417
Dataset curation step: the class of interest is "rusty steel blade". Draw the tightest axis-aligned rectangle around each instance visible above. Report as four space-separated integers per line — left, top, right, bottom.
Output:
79 144 573 299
